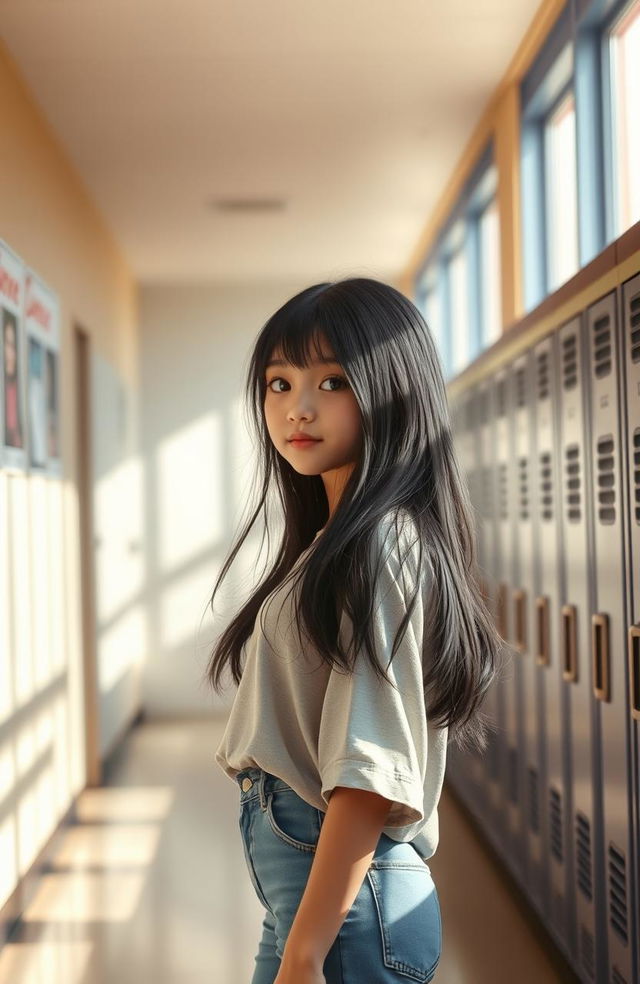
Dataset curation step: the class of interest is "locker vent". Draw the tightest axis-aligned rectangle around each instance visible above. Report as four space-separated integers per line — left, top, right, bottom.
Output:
633 427 640 524
549 786 563 862
499 463 508 520
537 350 549 400
562 333 577 389
539 451 553 521
576 811 593 900
515 366 526 407
518 457 529 520
528 767 539 832
608 842 628 943
497 379 506 416
580 923 595 981
508 746 518 804
592 311 612 378
596 434 616 525
611 969 628 984
565 444 582 522
630 287 640 362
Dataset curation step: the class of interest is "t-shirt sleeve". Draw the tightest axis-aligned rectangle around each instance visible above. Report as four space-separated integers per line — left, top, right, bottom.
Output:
317 516 431 827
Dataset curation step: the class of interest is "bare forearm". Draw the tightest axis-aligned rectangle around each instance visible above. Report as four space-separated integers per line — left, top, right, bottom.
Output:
282 785 392 969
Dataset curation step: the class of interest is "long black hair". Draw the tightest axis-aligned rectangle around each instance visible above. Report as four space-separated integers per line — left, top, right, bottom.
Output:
203 277 505 753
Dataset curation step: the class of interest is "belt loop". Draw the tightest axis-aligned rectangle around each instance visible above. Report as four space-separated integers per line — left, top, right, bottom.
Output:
259 770 267 811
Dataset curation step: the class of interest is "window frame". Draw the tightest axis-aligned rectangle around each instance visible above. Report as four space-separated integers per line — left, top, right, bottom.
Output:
413 139 497 381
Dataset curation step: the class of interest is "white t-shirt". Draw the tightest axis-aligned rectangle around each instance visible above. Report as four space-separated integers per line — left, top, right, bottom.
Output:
215 510 448 861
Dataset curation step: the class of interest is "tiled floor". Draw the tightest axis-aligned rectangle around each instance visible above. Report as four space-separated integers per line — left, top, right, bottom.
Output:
0 718 579 983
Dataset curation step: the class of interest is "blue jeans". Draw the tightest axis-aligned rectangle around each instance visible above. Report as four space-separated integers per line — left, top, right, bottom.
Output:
236 766 442 983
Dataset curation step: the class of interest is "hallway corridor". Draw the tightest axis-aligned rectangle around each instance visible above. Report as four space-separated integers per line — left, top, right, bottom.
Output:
0 719 579 983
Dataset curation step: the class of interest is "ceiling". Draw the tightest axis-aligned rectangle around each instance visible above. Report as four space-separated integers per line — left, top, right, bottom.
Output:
1 1 542 284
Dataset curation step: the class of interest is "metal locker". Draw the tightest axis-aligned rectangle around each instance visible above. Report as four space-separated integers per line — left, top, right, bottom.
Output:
448 387 486 821
586 290 634 984
620 272 640 984
557 313 603 982
465 386 490 826
532 330 574 960
494 363 525 881
510 350 545 909
475 377 502 835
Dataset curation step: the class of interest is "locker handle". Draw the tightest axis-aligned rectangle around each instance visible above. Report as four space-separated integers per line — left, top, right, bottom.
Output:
592 613 610 702
629 624 640 722
513 588 526 653
536 596 550 666
561 604 578 683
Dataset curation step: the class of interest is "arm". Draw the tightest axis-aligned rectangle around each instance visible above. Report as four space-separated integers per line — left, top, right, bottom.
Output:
278 785 393 976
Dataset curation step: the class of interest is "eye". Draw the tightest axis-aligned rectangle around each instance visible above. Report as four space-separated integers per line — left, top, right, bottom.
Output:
265 375 348 393
320 376 348 391
266 377 289 393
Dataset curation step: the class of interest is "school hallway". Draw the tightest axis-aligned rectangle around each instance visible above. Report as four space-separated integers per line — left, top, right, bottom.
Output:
2 1 640 981
0 717 578 984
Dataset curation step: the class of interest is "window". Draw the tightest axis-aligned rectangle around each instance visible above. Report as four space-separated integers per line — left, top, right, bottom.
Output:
544 90 579 291
608 0 640 235
413 141 497 379
478 197 502 346
449 246 470 375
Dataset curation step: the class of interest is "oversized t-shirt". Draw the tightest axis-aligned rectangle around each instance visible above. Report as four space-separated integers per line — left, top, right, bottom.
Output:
214 510 448 861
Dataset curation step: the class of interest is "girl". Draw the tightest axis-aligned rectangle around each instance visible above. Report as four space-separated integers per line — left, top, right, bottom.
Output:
207 277 503 984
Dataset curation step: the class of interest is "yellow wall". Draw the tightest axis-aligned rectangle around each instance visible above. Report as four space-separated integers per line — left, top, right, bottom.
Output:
0 39 138 395
0 38 139 923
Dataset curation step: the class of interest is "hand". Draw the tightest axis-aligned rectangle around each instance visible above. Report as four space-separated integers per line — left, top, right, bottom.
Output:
274 951 326 984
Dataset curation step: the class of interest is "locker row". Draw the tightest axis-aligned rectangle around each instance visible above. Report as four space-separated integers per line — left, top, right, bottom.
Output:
446 269 640 984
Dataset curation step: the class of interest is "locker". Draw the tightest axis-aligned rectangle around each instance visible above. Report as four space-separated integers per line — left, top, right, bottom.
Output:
532 330 573 956
475 377 503 836
557 313 603 982
510 350 546 910
494 364 525 880
586 290 634 984
448 388 486 822
620 272 640 984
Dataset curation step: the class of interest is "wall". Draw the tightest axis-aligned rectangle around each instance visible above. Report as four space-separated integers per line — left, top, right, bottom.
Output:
0 39 138 927
138 280 310 716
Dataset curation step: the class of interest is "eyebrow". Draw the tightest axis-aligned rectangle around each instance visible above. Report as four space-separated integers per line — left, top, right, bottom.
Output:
265 356 340 369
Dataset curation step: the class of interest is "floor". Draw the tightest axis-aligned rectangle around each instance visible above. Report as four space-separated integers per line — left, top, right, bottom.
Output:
0 718 579 983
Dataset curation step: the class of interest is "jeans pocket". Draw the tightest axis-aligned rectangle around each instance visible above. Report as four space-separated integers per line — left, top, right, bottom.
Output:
239 811 271 910
265 788 322 852
366 860 442 982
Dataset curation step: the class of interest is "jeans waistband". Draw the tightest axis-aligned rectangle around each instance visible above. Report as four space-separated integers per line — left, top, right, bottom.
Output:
235 766 292 810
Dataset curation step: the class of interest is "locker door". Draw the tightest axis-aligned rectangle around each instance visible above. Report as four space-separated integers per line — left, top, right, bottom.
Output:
495 364 525 881
476 379 499 833
587 291 634 984
447 392 470 800
511 351 545 907
620 272 640 984
448 388 485 819
465 386 489 825
533 332 573 959
558 314 603 982
484 375 508 841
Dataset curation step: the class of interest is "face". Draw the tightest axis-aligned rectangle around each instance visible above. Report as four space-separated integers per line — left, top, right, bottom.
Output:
263 335 362 493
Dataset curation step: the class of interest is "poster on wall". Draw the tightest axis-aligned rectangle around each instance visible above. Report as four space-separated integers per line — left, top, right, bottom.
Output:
0 239 27 473
25 269 61 476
